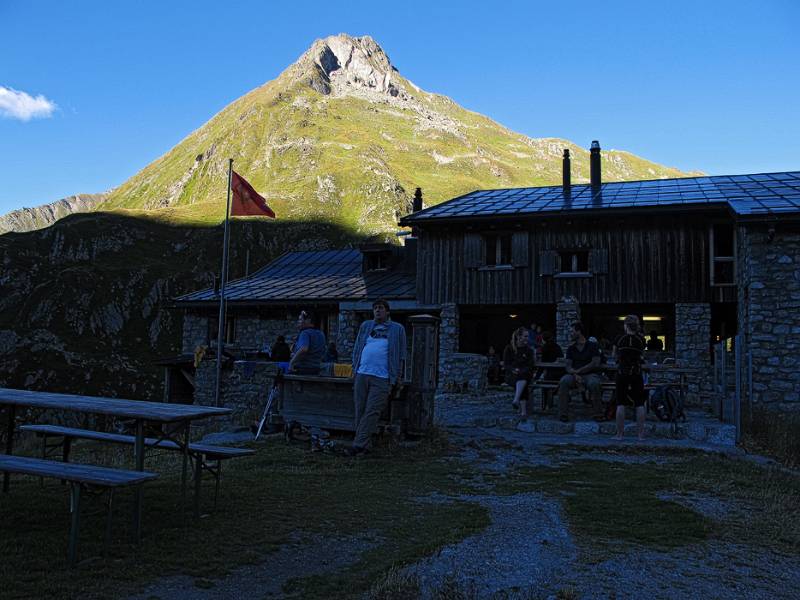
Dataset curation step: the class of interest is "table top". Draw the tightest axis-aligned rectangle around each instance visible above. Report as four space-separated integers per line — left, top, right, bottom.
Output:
0 388 231 423
535 362 699 373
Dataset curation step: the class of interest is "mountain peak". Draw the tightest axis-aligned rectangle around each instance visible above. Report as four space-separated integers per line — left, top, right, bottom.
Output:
293 33 403 98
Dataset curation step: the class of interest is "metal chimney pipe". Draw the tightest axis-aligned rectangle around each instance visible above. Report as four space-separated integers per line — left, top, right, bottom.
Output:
562 149 571 193
413 187 423 213
590 140 601 188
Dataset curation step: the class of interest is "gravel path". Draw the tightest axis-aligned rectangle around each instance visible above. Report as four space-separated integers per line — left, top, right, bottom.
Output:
128 401 799 599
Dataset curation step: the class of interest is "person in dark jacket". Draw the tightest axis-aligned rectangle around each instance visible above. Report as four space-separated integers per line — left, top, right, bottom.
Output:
269 336 291 362
503 327 536 419
537 330 564 381
323 342 339 363
613 315 647 440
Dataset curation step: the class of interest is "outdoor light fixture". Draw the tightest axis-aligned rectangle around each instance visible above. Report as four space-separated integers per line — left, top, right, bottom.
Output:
643 316 662 321
509 314 518 318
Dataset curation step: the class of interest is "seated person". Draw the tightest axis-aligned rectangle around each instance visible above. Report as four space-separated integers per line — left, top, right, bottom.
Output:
323 341 339 363
558 322 604 422
536 331 564 381
287 310 326 375
503 328 535 420
269 335 291 362
486 345 501 385
646 331 664 351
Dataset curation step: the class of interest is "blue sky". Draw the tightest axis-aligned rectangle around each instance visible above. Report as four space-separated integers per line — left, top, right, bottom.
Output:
1 0 798 214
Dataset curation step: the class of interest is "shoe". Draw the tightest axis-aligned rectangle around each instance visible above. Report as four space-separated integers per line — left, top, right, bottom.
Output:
511 401 520 410
344 445 367 457
559 415 569 423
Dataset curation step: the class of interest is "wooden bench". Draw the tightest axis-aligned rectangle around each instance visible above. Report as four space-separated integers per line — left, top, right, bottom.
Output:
0 454 157 566
20 424 254 512
530 380 658 412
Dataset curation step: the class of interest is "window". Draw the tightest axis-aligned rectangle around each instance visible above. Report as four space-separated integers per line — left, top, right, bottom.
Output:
208 316 235 344
365 252 389 271
484 233 512 266
558 250 590 274
710 224 735 286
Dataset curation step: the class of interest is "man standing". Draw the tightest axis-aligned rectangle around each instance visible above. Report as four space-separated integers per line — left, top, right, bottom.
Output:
348 299 407 456
557 322 603 422
287 310 326 375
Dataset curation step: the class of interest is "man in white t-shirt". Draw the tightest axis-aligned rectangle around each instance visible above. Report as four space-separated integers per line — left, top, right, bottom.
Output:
347 299 407 455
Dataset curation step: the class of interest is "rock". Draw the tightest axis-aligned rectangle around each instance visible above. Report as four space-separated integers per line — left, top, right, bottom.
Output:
537 420 573 434
574 421 599 435
516 420 536 433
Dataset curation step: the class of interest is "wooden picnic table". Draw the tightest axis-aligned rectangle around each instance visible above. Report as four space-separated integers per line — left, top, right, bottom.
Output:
0 387 230 541
535 362 699 404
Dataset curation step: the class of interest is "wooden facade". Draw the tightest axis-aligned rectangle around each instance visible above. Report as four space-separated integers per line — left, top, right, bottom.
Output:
416 211 738 306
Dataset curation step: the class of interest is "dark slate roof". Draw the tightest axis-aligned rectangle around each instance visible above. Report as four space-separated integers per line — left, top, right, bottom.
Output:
175 249 415 305
400 171 800 224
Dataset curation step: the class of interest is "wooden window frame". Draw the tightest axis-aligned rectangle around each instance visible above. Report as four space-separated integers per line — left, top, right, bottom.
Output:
709 223 736 287
554 249 591 278
482 232 513 268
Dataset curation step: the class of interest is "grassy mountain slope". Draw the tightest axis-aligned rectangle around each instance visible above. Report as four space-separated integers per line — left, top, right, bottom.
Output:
101 34 696 232
0 213 360 398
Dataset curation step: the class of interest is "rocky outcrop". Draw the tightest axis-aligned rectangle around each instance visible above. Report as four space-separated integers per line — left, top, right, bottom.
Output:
0 193 106 234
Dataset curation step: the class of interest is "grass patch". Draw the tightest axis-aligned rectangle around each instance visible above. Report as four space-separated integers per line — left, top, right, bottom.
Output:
742 407 800 468
487 460 713 550
0 434 488 599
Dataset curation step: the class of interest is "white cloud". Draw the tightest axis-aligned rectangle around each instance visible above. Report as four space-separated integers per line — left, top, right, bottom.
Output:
0 86 57 121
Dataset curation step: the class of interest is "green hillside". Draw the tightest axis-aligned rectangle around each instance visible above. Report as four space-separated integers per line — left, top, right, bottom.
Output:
101 34 696 231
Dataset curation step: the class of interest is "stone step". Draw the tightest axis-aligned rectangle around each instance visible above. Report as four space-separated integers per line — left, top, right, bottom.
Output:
467 416 736 446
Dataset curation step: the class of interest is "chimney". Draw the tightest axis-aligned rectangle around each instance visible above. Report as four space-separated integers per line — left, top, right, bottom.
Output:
590 140 601 188
413 187 424 213
562 149 571 194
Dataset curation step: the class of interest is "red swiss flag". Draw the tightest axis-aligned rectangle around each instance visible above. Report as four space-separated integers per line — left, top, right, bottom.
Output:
230 170 276 218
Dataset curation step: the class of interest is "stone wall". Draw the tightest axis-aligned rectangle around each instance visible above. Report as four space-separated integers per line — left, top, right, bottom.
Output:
439 353 488 392
195 358 279 426
737 225 800 409
336 310 362 360
556 296 581 350
675 303 712 401
182 313 208 353
437 303 459 388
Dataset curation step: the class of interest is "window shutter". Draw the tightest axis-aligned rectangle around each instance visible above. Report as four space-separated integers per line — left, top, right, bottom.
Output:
591 248 609 274
464 233 482 268
511 232 529 267
539 250 557 276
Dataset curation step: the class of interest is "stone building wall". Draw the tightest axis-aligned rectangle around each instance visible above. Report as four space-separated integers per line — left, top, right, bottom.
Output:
337 310 362 360
675 303 713 401
182 313 208 353
556 296 581 350
737 225 800 409
195 358 279 426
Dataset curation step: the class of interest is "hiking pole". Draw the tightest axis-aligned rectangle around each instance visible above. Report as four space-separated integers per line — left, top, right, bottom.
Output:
254 373 282 441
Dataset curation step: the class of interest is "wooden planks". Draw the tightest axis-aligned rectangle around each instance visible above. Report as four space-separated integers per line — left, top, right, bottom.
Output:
0 454 158 487
419 213 738 305
0 388 231 422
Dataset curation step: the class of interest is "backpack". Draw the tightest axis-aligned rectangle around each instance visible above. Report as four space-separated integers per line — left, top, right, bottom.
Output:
649 386 685 423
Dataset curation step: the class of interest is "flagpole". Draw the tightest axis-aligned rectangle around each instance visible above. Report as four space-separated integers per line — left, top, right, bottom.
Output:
214 158 234 407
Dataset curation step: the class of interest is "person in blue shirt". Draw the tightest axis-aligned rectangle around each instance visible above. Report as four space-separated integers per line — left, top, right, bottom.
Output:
347 299 407 456
287 310 326 375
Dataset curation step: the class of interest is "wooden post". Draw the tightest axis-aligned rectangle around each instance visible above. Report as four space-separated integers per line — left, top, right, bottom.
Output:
408 314 440 434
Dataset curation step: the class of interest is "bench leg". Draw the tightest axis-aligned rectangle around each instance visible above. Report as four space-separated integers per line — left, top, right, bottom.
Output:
68 483 82 567
3 405 15 492
105 490 114 557
61 437 72 485
133 419 144 544
181 421 190 524
194 452 203 521
214 461 221 512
